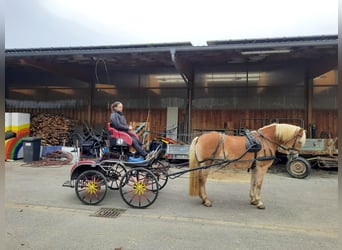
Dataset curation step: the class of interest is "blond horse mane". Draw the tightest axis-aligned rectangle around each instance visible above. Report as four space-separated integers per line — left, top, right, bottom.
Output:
273 123 306 145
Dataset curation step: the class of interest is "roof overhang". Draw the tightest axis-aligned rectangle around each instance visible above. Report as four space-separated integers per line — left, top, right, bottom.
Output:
5 35 338 81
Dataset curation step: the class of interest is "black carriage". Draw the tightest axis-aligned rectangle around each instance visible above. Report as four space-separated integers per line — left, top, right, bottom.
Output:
63 124 169 208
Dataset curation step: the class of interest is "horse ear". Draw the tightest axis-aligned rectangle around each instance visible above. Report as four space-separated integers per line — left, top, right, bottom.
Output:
298 128 304 136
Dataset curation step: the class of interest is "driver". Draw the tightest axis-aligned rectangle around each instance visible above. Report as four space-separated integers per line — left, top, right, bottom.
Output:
110 101 148 158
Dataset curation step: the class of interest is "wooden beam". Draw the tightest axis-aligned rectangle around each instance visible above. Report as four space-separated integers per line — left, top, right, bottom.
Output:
307 56 337 79
18 59 93 83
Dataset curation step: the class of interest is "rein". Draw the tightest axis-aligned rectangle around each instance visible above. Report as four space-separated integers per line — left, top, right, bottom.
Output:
257 128 301 153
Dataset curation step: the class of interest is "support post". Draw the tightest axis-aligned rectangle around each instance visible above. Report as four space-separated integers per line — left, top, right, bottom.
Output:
305 73 313 137
170 49 194 142
186 79 193 142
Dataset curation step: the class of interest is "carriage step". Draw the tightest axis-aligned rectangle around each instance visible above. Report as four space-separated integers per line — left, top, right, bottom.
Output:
90 208 126 218
62 180 74 188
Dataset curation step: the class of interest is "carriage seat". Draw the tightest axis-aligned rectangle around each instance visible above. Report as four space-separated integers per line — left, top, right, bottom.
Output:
107 122 132 146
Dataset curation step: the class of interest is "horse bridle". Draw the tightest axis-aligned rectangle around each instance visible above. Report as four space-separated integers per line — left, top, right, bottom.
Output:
257 128 302 154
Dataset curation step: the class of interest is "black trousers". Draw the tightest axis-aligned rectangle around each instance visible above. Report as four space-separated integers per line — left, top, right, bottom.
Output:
130 135 147 157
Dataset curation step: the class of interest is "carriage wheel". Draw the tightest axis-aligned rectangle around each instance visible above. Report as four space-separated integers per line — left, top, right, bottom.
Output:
107 163 127 190
286 157 311 179
75 170 108 205
151 160 169 190
119 167 159 208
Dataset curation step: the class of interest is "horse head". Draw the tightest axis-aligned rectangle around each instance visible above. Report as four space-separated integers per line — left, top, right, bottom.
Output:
275 123 306 156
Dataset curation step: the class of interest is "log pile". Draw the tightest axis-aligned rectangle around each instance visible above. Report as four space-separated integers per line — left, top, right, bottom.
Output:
30 113 79 146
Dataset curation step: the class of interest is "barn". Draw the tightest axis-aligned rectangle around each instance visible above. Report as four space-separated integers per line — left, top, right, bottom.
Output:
5 35 338 146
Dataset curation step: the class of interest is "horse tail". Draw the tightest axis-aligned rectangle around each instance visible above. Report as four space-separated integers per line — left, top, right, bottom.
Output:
189 136 200 196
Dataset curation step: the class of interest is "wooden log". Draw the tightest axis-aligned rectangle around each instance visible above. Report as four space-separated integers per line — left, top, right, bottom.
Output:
30 113 79 146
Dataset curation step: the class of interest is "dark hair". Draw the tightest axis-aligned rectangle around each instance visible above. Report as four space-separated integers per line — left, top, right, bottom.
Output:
111 101 122 112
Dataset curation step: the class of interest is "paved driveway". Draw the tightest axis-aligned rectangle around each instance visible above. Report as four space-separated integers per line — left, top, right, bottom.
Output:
5 160 338 250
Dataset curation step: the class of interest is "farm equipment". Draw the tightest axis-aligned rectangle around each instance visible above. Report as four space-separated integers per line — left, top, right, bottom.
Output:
285 138 338 179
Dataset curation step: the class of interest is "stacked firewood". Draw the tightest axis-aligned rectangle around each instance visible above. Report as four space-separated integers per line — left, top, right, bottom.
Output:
30 113 79 146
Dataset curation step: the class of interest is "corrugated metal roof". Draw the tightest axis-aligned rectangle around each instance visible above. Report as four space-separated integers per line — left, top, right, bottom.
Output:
207 35 338 45
5 35 337 57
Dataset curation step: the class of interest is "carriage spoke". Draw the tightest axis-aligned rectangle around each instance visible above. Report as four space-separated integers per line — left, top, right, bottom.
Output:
129 194 137 204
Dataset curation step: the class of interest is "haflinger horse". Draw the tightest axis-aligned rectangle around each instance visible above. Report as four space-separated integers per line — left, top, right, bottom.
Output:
189 123 306 209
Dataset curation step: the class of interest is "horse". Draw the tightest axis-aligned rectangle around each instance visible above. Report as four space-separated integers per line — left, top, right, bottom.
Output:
188 123 306 209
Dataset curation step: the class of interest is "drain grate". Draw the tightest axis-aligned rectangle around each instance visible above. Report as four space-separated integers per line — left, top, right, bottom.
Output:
90 208 126 218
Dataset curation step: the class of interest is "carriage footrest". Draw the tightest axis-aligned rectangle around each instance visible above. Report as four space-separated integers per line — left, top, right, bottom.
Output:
62 180 75 188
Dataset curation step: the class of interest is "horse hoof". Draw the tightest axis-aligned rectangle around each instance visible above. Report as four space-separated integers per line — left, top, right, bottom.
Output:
257 204 265 209
203 200 212 207
250 200 258 206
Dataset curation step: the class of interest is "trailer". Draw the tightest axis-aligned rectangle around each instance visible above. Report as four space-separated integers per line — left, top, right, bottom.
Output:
165 144 190 162
285 138 338 179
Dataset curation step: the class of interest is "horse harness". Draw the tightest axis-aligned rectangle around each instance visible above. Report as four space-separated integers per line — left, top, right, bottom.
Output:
245 130 276 171
196 130 276 172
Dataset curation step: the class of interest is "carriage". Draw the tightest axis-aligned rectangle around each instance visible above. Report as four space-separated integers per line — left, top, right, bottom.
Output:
63 124 170 208
63 123 306 209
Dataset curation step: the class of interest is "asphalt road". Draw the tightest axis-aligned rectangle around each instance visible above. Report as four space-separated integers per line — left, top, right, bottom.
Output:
5 160 338 250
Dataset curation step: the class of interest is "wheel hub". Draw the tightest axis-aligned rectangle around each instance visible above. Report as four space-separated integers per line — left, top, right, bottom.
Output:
86 179 98 194
291 162 305 174
133 181 146 195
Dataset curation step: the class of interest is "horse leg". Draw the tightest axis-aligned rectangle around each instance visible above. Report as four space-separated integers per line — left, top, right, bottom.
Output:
198 169 212 207
249 169 256 205
250 166 267 209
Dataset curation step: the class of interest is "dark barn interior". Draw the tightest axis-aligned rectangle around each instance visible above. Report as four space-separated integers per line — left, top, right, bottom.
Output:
5 35 338 143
